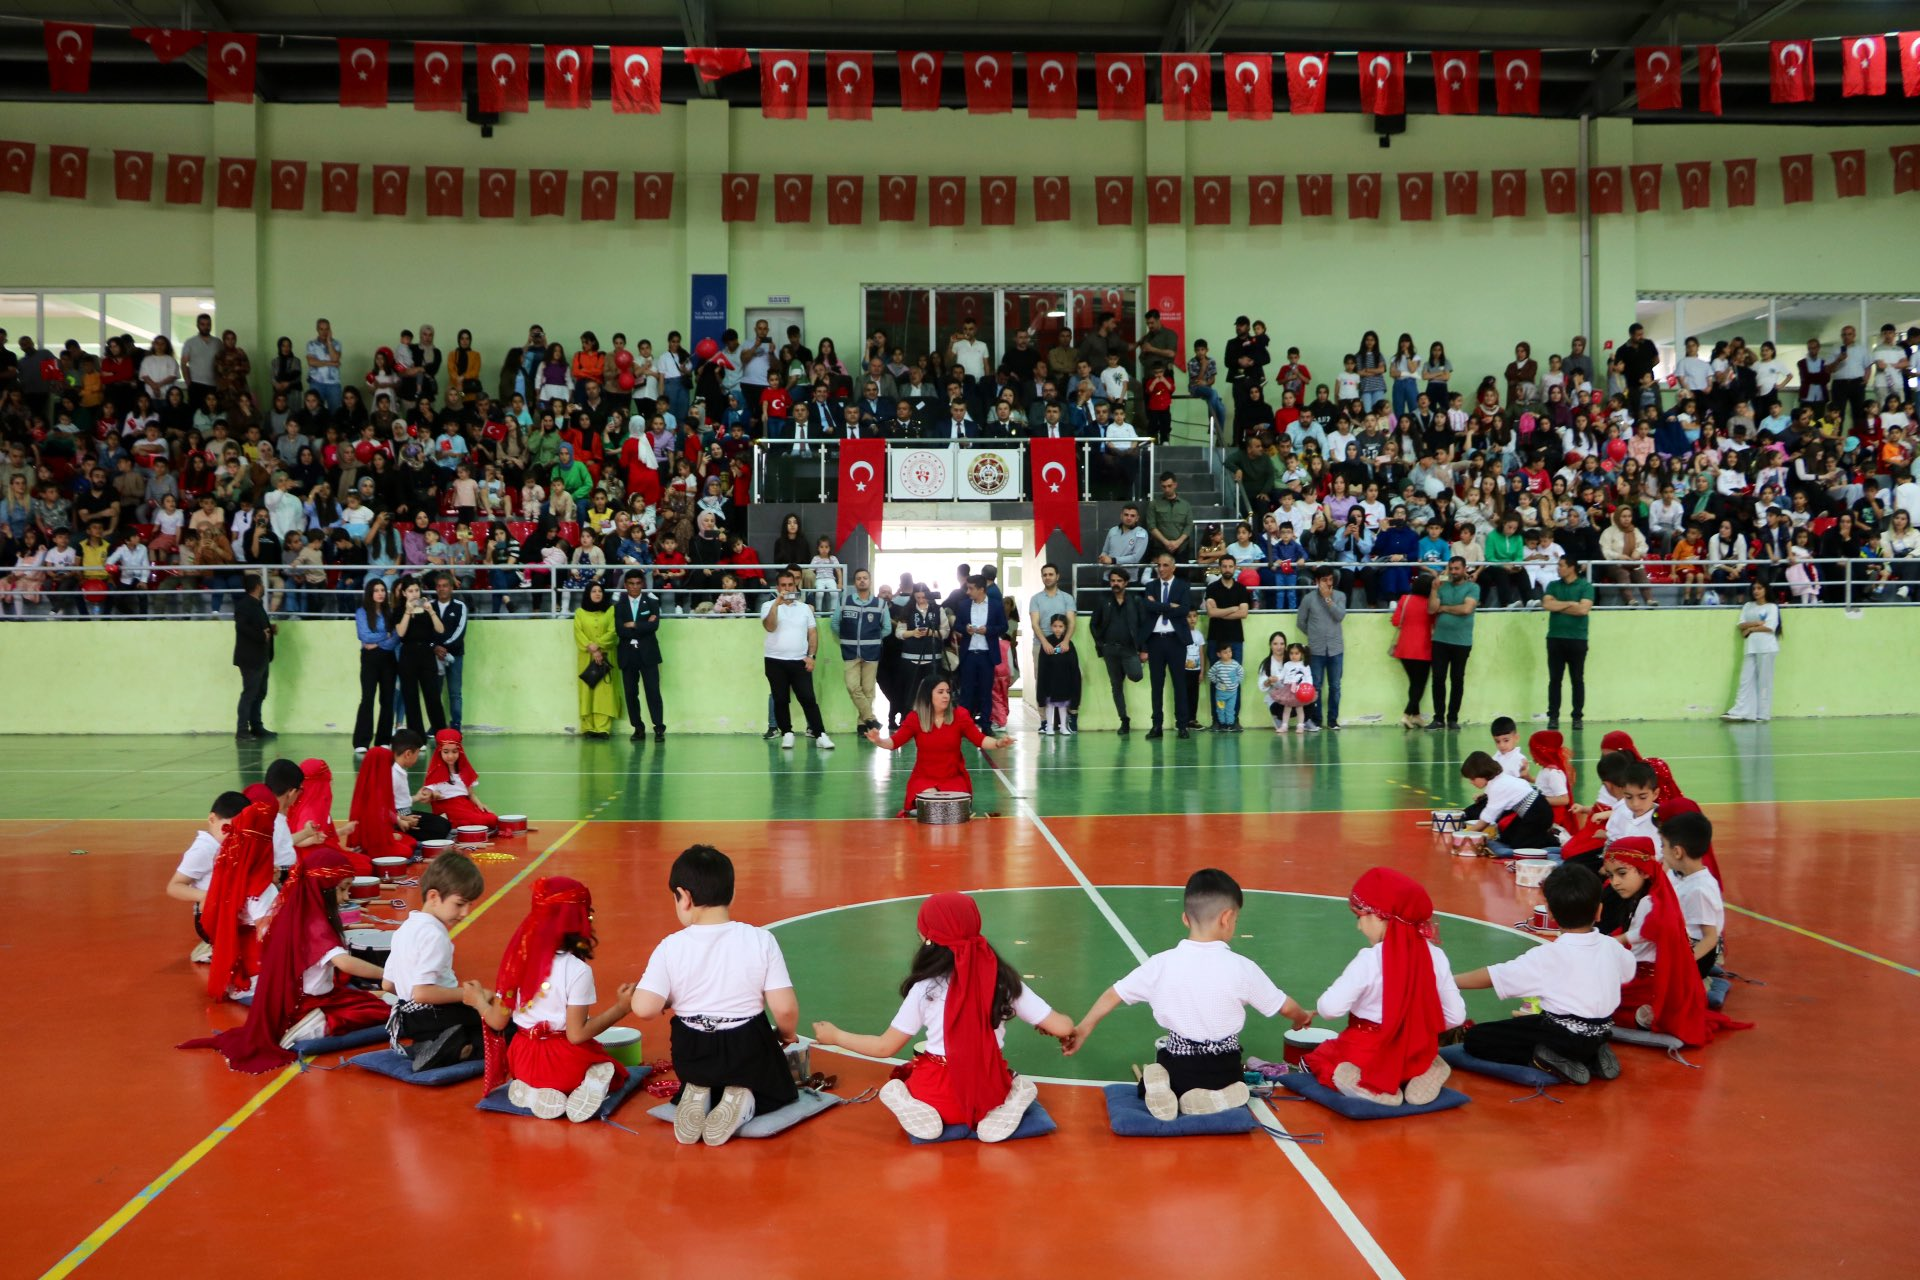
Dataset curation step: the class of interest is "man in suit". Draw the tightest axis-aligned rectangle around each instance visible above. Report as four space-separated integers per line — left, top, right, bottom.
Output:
431 572 470 730
884 399 919 440
953 574 1004 727
1136 552 1192 739
1088 566 1146 733
233 576 277 740
614 569 665 741
929 399 977 440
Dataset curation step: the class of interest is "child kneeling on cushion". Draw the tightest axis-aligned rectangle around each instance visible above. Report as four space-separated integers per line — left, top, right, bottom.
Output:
1660 809 1724 976
1602 833 1748 1047
197 798 285 1002
1305 868 1466 1107
1460 750 1556 855
423 729 500 834
812 890 1074 1142
1455 864 1634 1085
383 851 488 1071
1063 868 1308 1120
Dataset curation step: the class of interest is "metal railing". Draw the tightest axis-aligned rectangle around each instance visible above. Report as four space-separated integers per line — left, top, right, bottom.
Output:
750 437 1156 503
1581 555 1919 607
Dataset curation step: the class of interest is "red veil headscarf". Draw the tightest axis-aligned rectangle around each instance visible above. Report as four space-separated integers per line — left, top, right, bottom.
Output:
1601 731 1682 806
201 800 278 1000
243 782 275 808
1658 795 1726 895
483 877 595 1091
288 758 371 875
1528 730 1572 784
1604 838 1748 1048
1347 868 1447 1095
349 746 410 860
181 849 358 1073
917 892 1013 1127
424 729 478 790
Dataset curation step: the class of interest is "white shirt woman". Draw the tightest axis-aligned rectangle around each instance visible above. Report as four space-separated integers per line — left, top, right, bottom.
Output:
1725 585 1779 722
140 350 181 399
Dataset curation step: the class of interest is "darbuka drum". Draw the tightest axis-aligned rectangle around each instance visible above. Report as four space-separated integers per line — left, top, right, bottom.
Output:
453 825 488 849
915 790 972 825
497 814 528 837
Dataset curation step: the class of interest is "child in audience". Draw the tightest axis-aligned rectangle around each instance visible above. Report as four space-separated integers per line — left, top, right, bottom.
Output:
347 745 416 862
1182 608 1206 730
391 728 453 841
1460 750 1556 854
1034 614 1078 735
1456 864 1634 1084
1207 640 1244 733
630 845 800 1146
813 890 1073 1142
423 729 500 834
1306 868 1467 1106
198 798 282 1000
166 790 251 963
384 852 488 1071
1064 869 1307 1120
1528 730 1574 830
1659 811 1723 979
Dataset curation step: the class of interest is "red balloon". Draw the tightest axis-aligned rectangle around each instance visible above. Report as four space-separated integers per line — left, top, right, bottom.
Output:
693 336 720 363
353 441 374 462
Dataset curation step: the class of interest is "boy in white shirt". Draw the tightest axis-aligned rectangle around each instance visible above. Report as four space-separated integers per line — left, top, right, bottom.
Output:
631 845 801 1146
1460 750 1556 854
1065 869 1310 1120
391 729 453 841
1098 350 1132 406
1488 716 1530 779
264 757 321 868
1660 811 1724 978
164 790 251 962
385 852 487 1071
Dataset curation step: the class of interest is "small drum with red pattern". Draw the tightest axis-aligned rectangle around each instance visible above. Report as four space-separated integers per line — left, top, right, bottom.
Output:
453 825 488 850
497 814 528 837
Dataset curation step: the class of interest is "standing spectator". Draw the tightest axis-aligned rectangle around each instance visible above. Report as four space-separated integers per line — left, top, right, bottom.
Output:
1097 503 1150 580
1617 323 1660 399
1223 316 1267 425
1354 331 1387 412
1829 324 1867 431
1186 340 1225 435
1203 560 1252 724
837 568 888 734
269 336 302 405
572 580 617 738
949 318 990 420
181 313 222 407
1294 566 1346 731
614 568 665 741
1146 473 1194 566
1428 557 1480 730
1541 556 1594 730
1138 309 1179 381
233 575 276 740
1088 566 1145 733
762 569 831 750
739 318 774 420
139 335 181 403
1723 580 1781 723
431 573 468 731
952 574 1004 730
1027 563 1078 728
1138 553 1193 739
1389 570 1434 728
392 576 447 734
307 319 343 412
352 579 396 755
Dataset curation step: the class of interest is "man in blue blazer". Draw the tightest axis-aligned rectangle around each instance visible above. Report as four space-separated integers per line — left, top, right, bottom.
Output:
953 573 1005 726
1135 552 1192 738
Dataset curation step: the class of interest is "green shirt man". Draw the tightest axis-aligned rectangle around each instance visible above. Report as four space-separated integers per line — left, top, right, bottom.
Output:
1430 561 1480 647
1542 561 1594 641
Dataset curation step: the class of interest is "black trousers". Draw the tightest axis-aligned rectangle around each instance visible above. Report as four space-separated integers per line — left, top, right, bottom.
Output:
397 644 447 736
1145 632 1191 729
1463 1013 1608 1068
1400 657 1431 716
1141 1045 1243 1098
1430 641 1471 723
621 662 664 732
354 648 396 749
1545 637 1588 720
236 661 270 733
1101 645 1142 722
410 811 453 841
764 657 825 737
394 1001 484 1051
1832 377 1866 431
670 1015 799 1115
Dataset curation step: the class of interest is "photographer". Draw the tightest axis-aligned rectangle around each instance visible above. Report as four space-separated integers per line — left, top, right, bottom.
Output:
392 573 447 734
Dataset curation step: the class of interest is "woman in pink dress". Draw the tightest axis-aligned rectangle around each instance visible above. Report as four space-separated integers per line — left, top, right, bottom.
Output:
866 673 1007 817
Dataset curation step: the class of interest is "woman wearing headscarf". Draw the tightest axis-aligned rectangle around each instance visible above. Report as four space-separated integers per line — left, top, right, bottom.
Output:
573 580 617 738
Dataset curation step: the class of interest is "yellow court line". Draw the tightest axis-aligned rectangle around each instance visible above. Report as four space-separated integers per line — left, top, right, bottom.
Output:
1726 903 1920 977
36 818 590 1280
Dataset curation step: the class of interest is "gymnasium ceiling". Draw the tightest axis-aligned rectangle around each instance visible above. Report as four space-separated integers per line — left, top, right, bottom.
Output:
0 1 1915 123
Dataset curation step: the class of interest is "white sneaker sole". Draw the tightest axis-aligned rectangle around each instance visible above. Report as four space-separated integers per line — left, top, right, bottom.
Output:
879 1078 946 1140
1403 1055 1452 1106
702 1085 757 1146
1177 1081 1250 1115
189 941 213 964
1141 1063 1178 1122
673 1089 711 1144
1332 1061 1404 1106
975 1075 1038 1143
508 1079 568 1120
565 1061 615 1123
278 1009 327 1050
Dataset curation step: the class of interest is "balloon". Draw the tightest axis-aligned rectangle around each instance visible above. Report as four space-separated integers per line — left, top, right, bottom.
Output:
693 336 720 363
353 441 374 462
1296 683 1317 704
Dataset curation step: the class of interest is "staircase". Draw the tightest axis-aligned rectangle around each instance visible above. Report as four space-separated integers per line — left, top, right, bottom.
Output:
1156 443 1231 520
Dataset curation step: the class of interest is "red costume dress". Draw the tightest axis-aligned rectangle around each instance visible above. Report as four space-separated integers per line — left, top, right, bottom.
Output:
424 729 500 832
482 877 628 1096
892 893 1017 1128
1603 838 1749 1048
288 757 372 876
886 707 989 817
199 800 278 1000
1305 868 1451 1095
348 745 415 861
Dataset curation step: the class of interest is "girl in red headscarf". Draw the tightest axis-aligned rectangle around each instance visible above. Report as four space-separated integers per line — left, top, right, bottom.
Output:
423 729 499 833
180 848 391 1073
471 877 633 1122
1528 730 1574 828
1600 837 1749 1048
287 758 373 876
811 891 1075 1142
1305 868 1467 1106
199 799 282 1001
348 745 415 862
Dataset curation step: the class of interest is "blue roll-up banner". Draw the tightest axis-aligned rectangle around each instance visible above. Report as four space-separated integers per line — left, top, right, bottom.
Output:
690 274 728 349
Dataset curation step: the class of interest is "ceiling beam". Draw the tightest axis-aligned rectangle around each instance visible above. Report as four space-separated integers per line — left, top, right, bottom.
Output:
677 0 716 99
1605 0 1811 113
1160 1 1239 54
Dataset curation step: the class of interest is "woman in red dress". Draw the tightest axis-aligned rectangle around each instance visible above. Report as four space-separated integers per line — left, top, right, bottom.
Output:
866 673 1007 817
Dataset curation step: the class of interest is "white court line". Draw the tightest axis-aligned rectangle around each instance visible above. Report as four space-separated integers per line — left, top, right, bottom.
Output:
987 764 1406 1280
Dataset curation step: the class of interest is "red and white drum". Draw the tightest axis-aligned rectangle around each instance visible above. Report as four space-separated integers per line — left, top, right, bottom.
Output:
1282 1027 1338 1065
417 839 454 859
348 876 380 901
453 825 488 850
497 814 528 837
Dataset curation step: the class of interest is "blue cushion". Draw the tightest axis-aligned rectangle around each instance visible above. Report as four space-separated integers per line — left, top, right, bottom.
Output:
1609 1026 1683 1051
1103 1084 1257 1137
1278 1072 1471 1120
292 1025 389 1059
346 1047 486 1086
644 1087 841 1138
476 1065 653 1119
909 1101 1057 1144
1707 976 1730 1010
1440 1043 1560 1089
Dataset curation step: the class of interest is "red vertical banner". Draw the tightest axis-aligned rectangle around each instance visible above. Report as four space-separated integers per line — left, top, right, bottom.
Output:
1193 176 1229 225
1588 166 1623 214
1161 53 1212 120
206 33 257 103
929 176 965 226
1493 50 1540 115
773 173 813 223
1397 172 1433 221
580 171 616 221
1892 144 1920 194
1780 155 1814 205
1029 437 1082 553
632 171 672 220
878 175 916 221
721 172 758 222
270 160 308 210
827 52 873 119
1677 161 1712 209
1541 167 1577 214
1027 53 1078 119
1298 173 1332 217
529 168 566 216
1223 54 1272 119
898 51 944 111
1032 175 1070 222
0 143 32 195
979 176 1015 226
827 176 863 225
1146 175 1182 225
1698 45 1723 116
964 52 1013 113
760 50 808 119
836 437 886 548
217 157 257 209
426 166 463 217
1831 150 1866 198
114 150 153 201
48 146 87 200
1095 176 1133 225
1097 54 1147 118
1725 158 1757 207
1431 51 1479 114
372 164 408 216
1347 173 1381 220
1146 273 1185 369
1491 169 1526 218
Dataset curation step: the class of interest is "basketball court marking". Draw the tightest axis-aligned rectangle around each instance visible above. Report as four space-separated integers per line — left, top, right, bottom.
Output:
1726 904 1920 977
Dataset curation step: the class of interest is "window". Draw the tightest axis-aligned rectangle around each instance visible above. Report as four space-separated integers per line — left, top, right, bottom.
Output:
862 284 1141 369
0 289 216 353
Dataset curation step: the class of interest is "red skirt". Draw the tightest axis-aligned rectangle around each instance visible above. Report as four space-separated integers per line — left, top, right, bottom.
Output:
1613 962 1658 1027
303 985 394 1036
507 1024 628 1094
431 795 500 830
889 1051 1009 1128
1303 1017 1439 1091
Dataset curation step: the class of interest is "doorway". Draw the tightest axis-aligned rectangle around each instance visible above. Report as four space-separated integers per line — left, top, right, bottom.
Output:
869 520 1032 727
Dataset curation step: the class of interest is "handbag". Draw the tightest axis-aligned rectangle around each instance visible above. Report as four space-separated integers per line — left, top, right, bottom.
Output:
580 655 611 688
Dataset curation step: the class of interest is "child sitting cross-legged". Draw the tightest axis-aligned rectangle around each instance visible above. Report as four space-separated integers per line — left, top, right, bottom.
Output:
1459 750 1556 856
383 851 488 1071
423 729 500 835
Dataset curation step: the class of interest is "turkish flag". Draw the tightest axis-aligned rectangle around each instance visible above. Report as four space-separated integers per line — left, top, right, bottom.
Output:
0 143 32 195
611 47 663 113
1096 55 1146 119
1028 53 1077 119
1432 51 1479 115
1676 161 1712 209
898 51 944 111
206 34 258 104
1893 144 1920 194
1724 158 1756 208
684 48 751 81
425 166 462 217
1493 50 1541 115
1903 33 1920 96
1771 41 1813 103
1095 176 1133 225
1444 170 1478 216
878 174 917 221
321 163 359 214
1162 54 1212 121
48 146 86 200
929 176 966 227
1223 54 1272 120
965 52 1012 113
1630 164 1663 212
478 168 516 218
44 22 93 94
773 174 813 223
339 38 388 108
835 438 886 548
761 51 808 119
827 175 864 225
530 168 566 217
1541 168 1576 214
579 171 615 221
1189 176 1227 225
827 52 873 120
477 44 530 113
1032 176 1069 222
1146 176 1182 225
980 176 1016 226
1491 169 1526 218
216 157 256 210
372 164 408 216
544 45 593 109
414 42 463 112
131 28 204 64
1831 150 1867 199
1248 175 1284 225
1780 155 1814 204
1699 45 1723 115
1298 173 1332 217
269 160 307 211
1397 172 1433 221
1347 173 1381 220
1842 36 1885 96
721 173 758 222
165 155 204 205
1635 46 1682 109
1358 52 1404 115
114 150 153 202
1030 437 1081 553
633 171 672 220
1285 53 1330 114
1589 166 1624 214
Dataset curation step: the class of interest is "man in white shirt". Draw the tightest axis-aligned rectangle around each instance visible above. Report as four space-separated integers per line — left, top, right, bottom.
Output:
740 318 774 419
1104 405 1143 498
1097 504 1150 577
264 471 305 542
949 318 990 419
1871 323 1910 402
760 569 831 749
1830 323 1868 431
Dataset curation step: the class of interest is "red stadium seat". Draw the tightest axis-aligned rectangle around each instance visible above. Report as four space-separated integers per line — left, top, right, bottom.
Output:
557 520 581 547
507 520 535 545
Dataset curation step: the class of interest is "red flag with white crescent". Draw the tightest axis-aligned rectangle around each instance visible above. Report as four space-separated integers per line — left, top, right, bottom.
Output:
426 166 463 217
0 143 32 196
760 51 808 120
44 22 94 94
964 52 1013 113
1635 47 1682 109
339 38 389 108
372 164 408 216
1161 54 1212 121
773 174 813 224
1030 438 1081 553
1027 54 1077 120
1841 36 1885 97
1491 169 1526 218
48 146 87 200
1830 150 1866 199
1698 45 1723 115
632 171 672 220
1347 173 1381 220
478 167 516 218
1676 161 1712 210
529 168 566 217
1194 176 1230 225
1224 54 1271 120
1357 51 1404 115
1431 51 1478 114
827 52 873 120
1095 176 1133 225
898 51 944 111
1444 170 1478 216
1588 166 1623 214
321 162 359 214
1780 155 1814 205
477 44 530 114
580 172 616 221
1396 172 1432 222
827 175 864 225
1770 40 1813 103
270 159 308 211
1493 50 1539 115
114 150 154 202
543 45 593 109
1285 53 1330 114
217 157 257 210
836 438 886 549
1096 55 1146 119
165 154 204 205
1724 158 1756 208
1146 175 1182 225
878 175 917 221
612 47 663 113
1032 175 1070 222
414 42 464 112
1902 33 1920 97
929 176 966 227
1248 175 1283 226
721 173 758 222
1630 164 1662 212
206 33 257 104
1541 167 1577 214
979 176 1015 226
1298 173 1332 217
1892 144 1920 195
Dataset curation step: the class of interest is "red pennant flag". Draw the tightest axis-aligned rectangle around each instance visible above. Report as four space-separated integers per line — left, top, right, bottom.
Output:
1298 173 1332 217
414 42 464 112
760 51 808 119
339 38 389 108
48 146 86 200
1630 164 1662 212
611 47 663 114
964 52 1012 113
1096 54 1147 119
1397 172 1432 221
1635 46 1682 109
1030 437 1081 553
477 44 530 113
929 176 966 227
826 52 873 120
1724 158 1756 208
131 28 204 64
684 48 752 81
1193 176 1230 225
1095 176 1133 225
1903 33 1920 96
1223 54 1272 120
1893 144 1920 194
1780 155 1814 204
898 51 944 111
1248 175 1284 226
1444 170 1478 216
114 150 153 202
878 174 917 221
827 175 864 225
0 143 30 195
544 45 593 109
1676 161 1712 209
1493 50 1541 115
165 154 204 205
633 171 672 220
372 164 408 216
216 157 256 210
1027 53 1078 119
425 166 461 217
1431 51 1479 115
529 168 567 217
1358 52 1404 115
1770 40 1813 103
1589 166 1624 214
721 172 758 222
1491 169 1526 218
1146 176 1183 225
773 173 813 223
835 438 886 548
1541 168 1576 214
1285 53 1331 114
321 163 359 214
1842 36 1886 96
44 22 93 94
478 167 516 218
269 160 308 211
1347 173 1381 220
1032 175 1070 222
1161 54 1212 121
1831 150 1867 199
579 171 616 221
206 34 258 104
980 176 1016 226
1699 45 1723 116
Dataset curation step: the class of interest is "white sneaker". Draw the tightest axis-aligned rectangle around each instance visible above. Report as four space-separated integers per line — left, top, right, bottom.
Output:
702 1085 758 1146
975 1075 1038 1143
1332 1061 1403 1106
1177 1081 1250 1115
1403 1055 1452 1106
1634 1004 1654 1030
879 1078 946 1140
278 1008 328 1050
189 940 213 964
1061 723 1075 736
564 1061 615 1123
1140 1062 1178 1121
1302 721 1321 733
508 1078 568 1120
673 1087 711 1144
815 733 835 749
780 732 796 749
353 746 368 760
